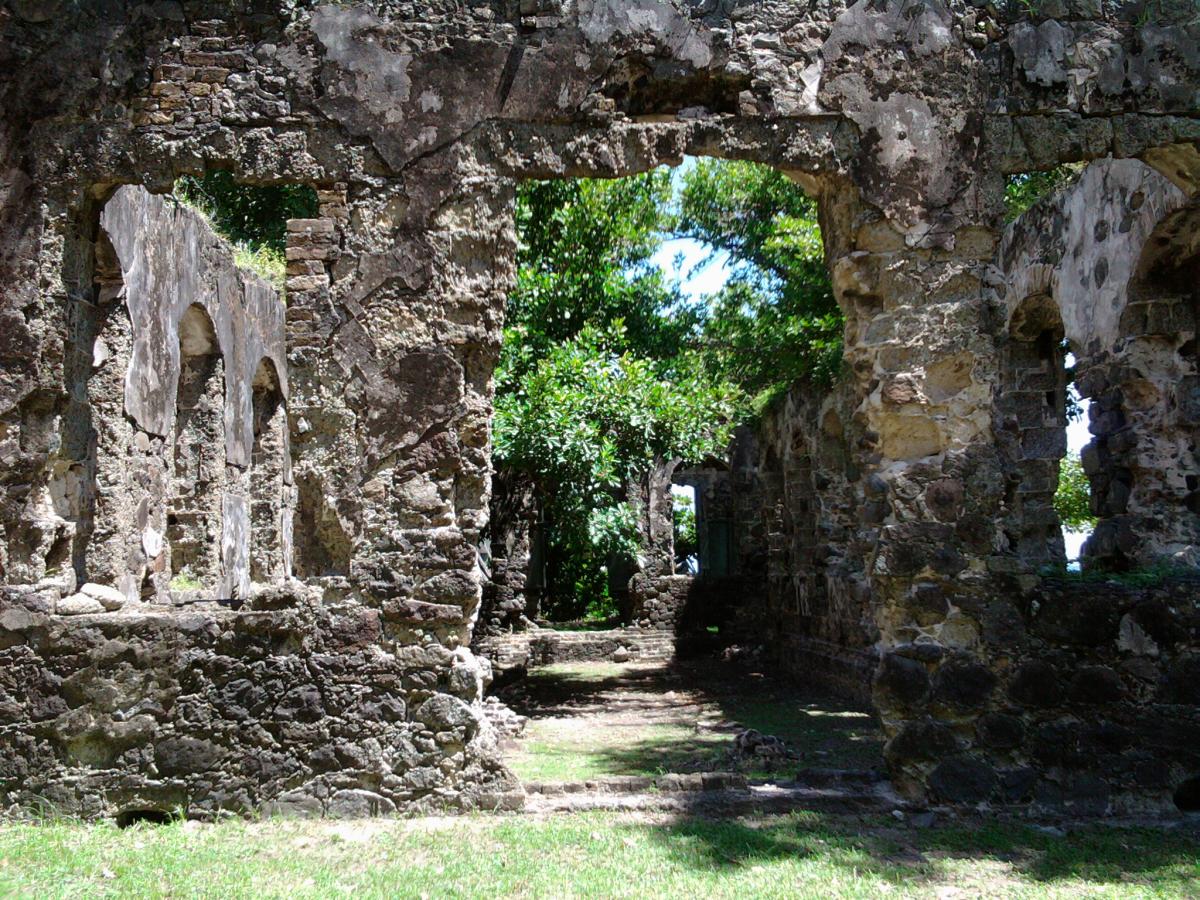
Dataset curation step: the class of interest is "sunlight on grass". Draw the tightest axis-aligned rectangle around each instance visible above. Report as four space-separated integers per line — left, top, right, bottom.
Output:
0 813 1195 899
232 243 286 292
507 722 731 782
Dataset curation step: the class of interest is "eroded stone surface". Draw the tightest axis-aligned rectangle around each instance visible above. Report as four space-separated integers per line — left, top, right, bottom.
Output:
0 0 1197 818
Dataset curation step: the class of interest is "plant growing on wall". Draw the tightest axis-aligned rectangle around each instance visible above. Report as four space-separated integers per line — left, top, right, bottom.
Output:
173 172 318 289
1003 165 1084 222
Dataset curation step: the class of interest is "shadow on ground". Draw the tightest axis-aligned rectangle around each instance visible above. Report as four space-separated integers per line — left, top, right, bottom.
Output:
640 812 1200 889
499 658 883 782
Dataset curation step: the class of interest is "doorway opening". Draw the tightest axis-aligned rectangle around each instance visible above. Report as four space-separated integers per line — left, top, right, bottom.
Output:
481 155 883 793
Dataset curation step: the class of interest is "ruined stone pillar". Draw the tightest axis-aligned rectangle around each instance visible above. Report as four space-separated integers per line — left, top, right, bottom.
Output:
286 162 516 645
1079 287 1200 569
825 186 1011 800
477 469 538 636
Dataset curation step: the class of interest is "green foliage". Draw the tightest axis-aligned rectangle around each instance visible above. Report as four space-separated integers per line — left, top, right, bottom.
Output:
173 172 316 290
504 172 698 383
232 244 287 292
1054 453 1096 531
675 159 843 399
174 171 318 253
168 570 202 591
672 492 697 570
500 159 839 618
1003 166 1082 222
494 324 738 620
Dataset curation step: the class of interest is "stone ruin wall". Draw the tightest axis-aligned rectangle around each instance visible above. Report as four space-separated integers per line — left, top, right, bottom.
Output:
713 379 881 706
714 155 1200 810
0 0 1197 818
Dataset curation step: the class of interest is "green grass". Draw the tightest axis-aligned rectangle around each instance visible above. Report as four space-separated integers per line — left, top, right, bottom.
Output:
167 571 203 591
232 243 286 292
1038 562 1199 589
0 812 1195 899
169 192 287 294
509 723 730 782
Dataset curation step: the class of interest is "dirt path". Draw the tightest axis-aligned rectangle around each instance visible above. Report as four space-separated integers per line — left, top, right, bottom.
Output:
497 659 884 785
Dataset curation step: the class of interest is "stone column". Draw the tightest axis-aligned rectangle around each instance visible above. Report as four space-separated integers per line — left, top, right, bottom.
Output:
477 469 538 636
826 184 1012 800
286 161 516 648
1078 294 1200 569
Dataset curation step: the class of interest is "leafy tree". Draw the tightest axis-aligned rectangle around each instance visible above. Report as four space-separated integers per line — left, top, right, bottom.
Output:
504 172 699 382
173 172 319 288
494 324 738 619
1003 166 1082 222
174 171 318 252
1055 453 1096 531
675 159 843 403
498 160 839 618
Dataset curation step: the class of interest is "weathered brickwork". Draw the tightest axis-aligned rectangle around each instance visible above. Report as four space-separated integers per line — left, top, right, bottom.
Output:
0 1 1197 818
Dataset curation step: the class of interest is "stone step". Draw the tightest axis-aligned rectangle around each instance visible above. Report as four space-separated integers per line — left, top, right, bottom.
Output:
522 777 912 816
523 771 747 796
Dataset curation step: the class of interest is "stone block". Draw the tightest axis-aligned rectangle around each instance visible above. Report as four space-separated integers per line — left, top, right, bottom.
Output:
57 594 105 615
80 583 127 610
928 756 997 804
1008 660 1062 708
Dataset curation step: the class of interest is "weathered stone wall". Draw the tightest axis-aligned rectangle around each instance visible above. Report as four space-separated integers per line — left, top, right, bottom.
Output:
997 159 1196 571
708 378 879 706
0 0 1197 817
0 584 519 818
20 184 290 610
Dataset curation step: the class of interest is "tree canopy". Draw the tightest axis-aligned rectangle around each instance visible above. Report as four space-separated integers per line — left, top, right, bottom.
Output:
494 324 738 618
497 159 840 618
1055 453 1096 532
675 159 842 404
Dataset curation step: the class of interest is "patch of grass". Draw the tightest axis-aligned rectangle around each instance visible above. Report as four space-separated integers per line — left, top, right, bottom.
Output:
1039 562 1199 589
0 812 1196 899
505 661 883 783
728 698 882 770
508 722 730 782
233 243 287 292
168 570 202 591
529 661 629 680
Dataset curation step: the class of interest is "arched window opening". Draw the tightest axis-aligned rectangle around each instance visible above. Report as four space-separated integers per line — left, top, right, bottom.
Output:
1001 294 1071 568
1083 198 1200 570
249 358 288 584
167 305 225 597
